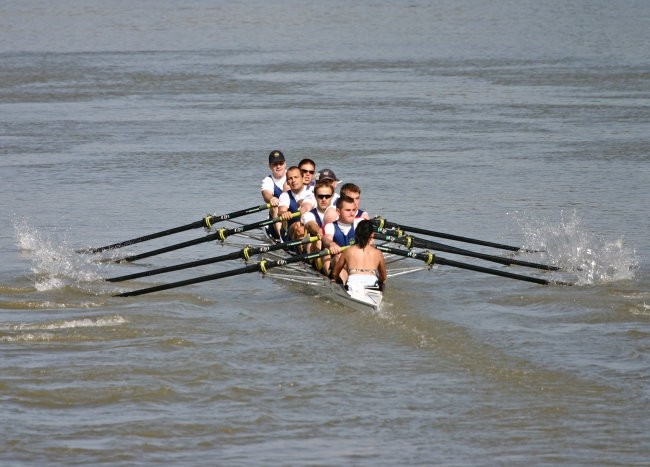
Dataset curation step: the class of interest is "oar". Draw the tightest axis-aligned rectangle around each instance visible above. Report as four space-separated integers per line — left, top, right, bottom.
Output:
115 212 300 263
114 246 345 297
374 231 560 271
78 203 271 253
377 244 572 286
372 217 542 253
106 236 318 282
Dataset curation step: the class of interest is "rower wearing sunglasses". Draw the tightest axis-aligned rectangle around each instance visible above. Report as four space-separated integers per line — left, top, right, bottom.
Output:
298 158 317 191
302 180 336 253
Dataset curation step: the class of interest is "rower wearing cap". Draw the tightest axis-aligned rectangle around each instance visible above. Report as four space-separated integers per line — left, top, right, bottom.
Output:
317 168 342 225
321 195 363 275
278 166 315 243
261 149 289 239
298 158 317 192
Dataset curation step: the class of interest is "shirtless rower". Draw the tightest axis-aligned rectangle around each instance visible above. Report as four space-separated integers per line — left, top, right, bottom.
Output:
261 150 289 239
278 166 315 243
321 195 363 275
332 220 386 290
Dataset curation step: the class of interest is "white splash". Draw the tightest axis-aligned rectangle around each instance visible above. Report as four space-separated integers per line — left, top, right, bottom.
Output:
13 217 104 291
511 210 638 285
0 315 128 332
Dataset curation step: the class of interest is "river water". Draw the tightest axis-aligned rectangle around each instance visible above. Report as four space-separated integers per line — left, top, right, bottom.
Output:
1 1 649 465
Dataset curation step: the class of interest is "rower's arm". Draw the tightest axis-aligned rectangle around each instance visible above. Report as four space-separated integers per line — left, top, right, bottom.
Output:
262 189 279 206
376 251 387 283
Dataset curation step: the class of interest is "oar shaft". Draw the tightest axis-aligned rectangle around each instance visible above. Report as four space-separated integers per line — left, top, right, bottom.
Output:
80 203 269 253
116 212 299 263
377 245 569 286
115 245 339 297
106 236 317 282
373 218 527 252
115 263 262 297
82 220 205 254
375 232 559 271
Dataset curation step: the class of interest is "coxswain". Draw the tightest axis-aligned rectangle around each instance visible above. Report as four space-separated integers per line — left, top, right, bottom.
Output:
332 219 386 290
261 150 289 239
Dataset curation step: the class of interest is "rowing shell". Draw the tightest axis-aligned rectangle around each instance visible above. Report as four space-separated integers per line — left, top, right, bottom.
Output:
234 228 429 312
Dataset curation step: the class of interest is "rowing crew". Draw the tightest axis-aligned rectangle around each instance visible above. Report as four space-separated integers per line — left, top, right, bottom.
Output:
259 149 385 290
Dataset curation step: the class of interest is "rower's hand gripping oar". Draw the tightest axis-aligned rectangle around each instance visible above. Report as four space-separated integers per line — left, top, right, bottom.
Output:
374 231 560 271
114 245 347 297
106 236 318 282
114 212 300 263
78 203 271 254
372 217 543 253
376 244 572 286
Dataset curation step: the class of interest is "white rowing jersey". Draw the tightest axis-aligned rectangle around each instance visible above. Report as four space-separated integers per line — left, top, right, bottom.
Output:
278 186 313 211
261 174 286 197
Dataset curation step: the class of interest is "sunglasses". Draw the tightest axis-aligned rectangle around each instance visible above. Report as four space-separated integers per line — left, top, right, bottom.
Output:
316 193 333 199
301 169 315 174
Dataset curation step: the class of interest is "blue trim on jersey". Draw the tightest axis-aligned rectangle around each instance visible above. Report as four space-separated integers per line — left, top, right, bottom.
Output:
332 222 355 247
266 174 284 198
280 191 301 242
310 207 324 228
355 209 366 219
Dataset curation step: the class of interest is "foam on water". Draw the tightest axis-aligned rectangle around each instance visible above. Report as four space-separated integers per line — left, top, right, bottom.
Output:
13 217 104 291
0 315 128 343
511 210 638 285
0 315 127 332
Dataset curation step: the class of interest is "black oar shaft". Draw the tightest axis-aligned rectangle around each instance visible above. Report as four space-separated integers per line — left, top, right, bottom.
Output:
376 232 559 271
115 246 336 297
373 218 526 252
116 212 298 263
106 236 316 282
377 245 569 286
115 263 262 297
81 203 269 253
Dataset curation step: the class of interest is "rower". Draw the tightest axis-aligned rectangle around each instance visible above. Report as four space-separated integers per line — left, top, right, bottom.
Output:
278 166 315 243
302 180 335 253
321 195 363 275
317 168 342 225
332 220 386 290
298 158 317 191
261 149 289 239
339 182 370 220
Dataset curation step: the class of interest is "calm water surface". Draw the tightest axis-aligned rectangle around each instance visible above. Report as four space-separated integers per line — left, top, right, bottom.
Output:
1 1 649 465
